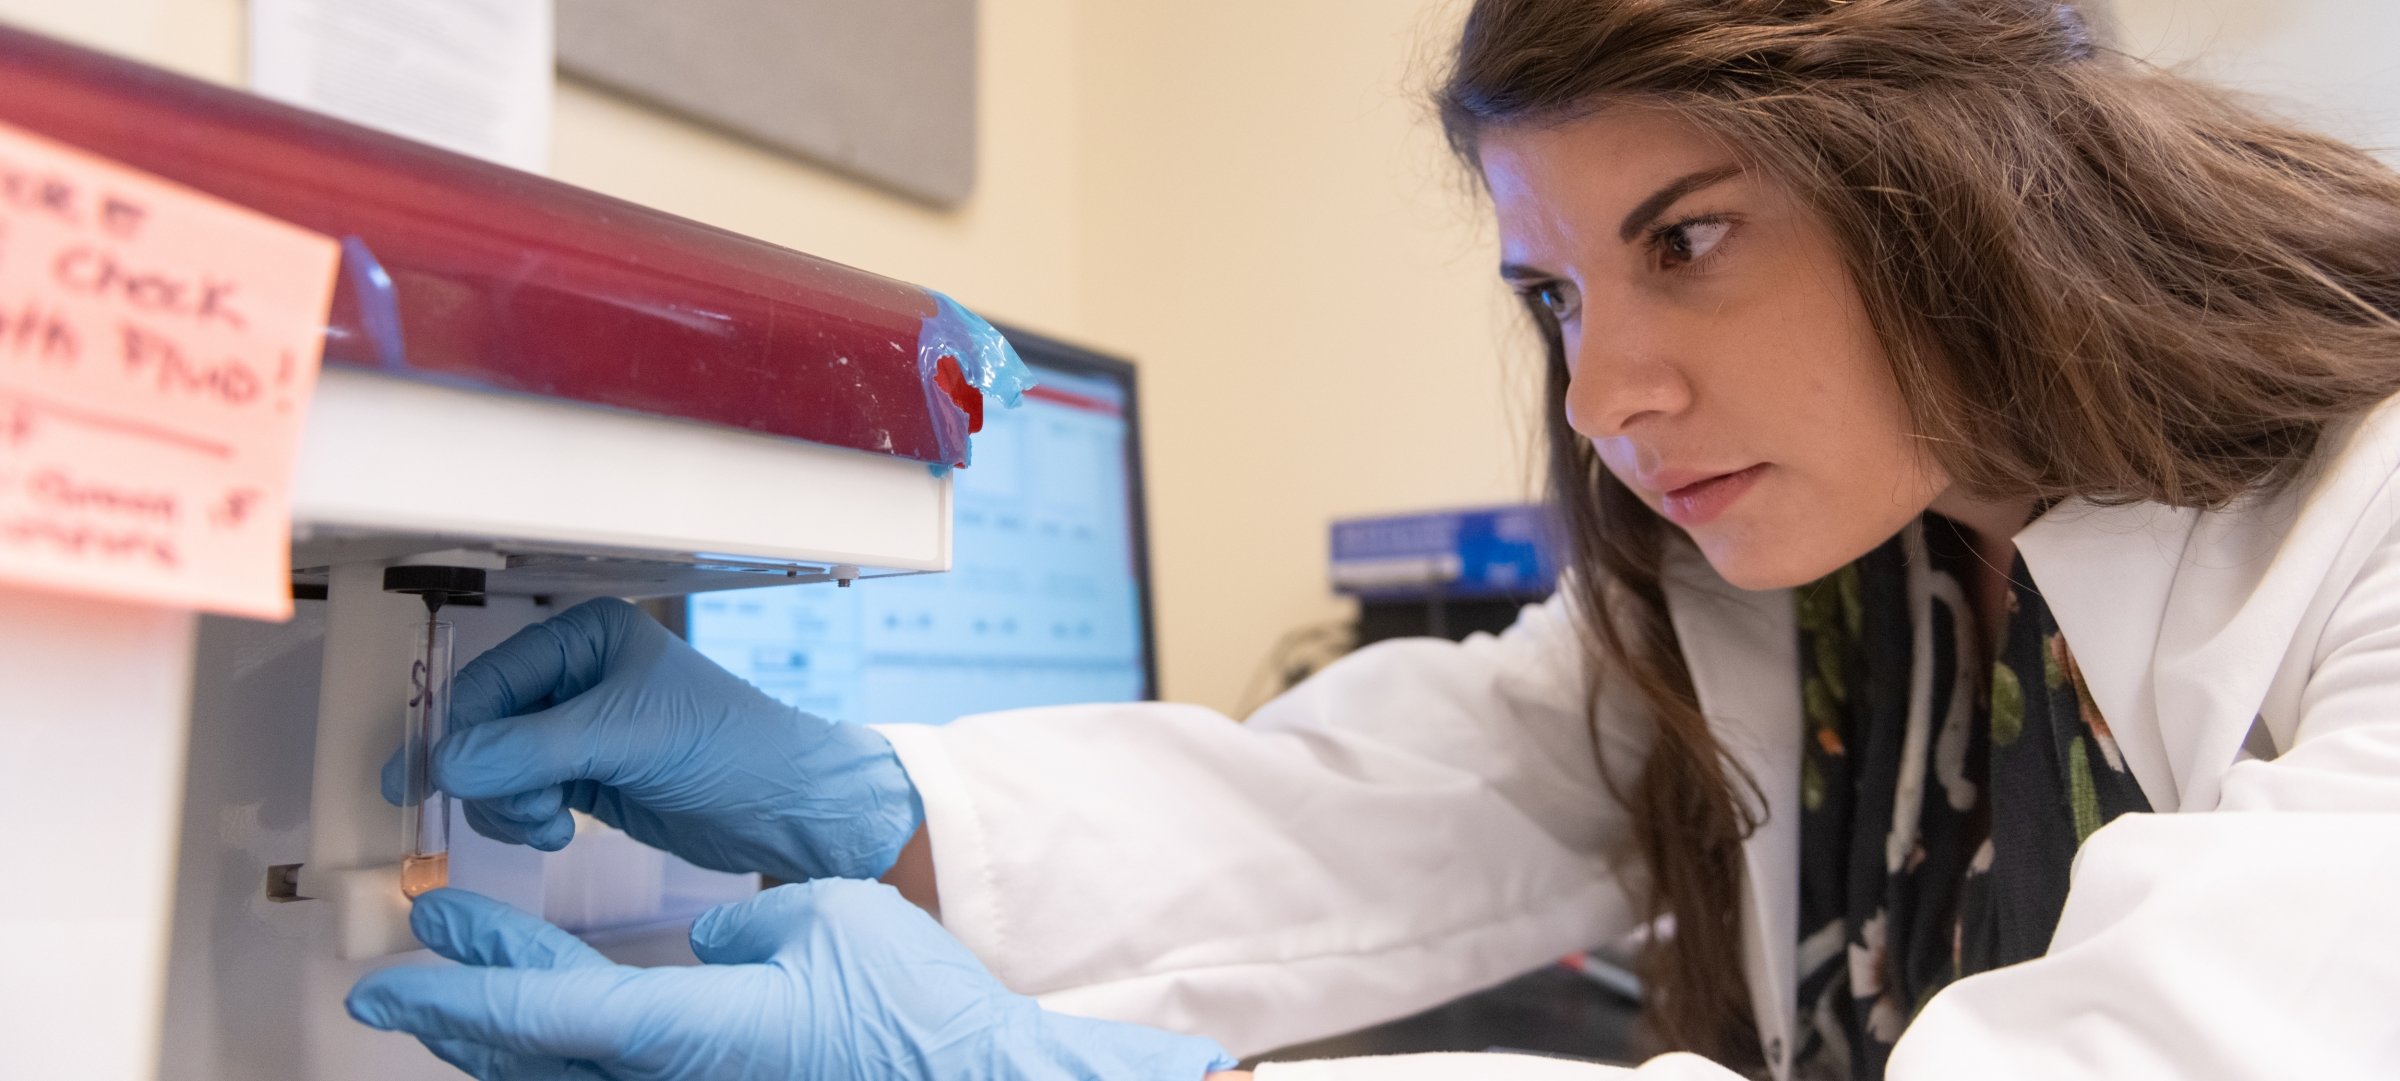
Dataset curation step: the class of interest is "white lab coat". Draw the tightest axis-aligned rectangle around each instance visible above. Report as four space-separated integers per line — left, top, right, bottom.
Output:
874 400 2400 1080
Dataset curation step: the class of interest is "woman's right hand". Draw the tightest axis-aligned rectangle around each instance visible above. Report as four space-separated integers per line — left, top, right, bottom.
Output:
382 597 923 883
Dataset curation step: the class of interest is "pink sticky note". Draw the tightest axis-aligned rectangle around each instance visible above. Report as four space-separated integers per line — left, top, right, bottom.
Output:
0 120 338 621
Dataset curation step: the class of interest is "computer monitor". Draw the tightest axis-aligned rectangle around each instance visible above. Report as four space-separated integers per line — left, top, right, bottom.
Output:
679 326 1159 725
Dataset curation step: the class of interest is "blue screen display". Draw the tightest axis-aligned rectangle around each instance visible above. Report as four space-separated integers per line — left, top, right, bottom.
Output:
687 363 1147 725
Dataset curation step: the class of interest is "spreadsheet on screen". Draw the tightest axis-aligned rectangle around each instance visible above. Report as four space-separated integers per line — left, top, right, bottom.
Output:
685 356 1154 725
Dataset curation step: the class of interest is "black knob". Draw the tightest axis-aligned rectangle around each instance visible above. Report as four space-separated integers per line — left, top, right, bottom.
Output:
382 565 489 615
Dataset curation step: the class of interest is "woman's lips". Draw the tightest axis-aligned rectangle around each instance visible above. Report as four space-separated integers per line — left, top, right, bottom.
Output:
1659 465 1767 527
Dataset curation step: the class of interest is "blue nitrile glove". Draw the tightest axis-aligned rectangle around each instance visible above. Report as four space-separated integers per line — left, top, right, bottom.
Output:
381 597 921 883
349 885 1239 1081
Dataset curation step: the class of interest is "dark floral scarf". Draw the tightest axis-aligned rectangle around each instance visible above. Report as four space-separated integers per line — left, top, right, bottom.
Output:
1790 516 2149 1080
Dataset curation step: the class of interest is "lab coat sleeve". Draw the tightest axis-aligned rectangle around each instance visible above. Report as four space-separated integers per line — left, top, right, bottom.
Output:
1884 512 2400 1078
872 593 1650 1058
1252 1050 1731 1080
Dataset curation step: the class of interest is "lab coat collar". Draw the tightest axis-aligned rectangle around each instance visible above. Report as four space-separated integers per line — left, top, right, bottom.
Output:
2016 401 2400 821
1662 542 1803 1078
2011 499 2197 813
2014 396 2400 815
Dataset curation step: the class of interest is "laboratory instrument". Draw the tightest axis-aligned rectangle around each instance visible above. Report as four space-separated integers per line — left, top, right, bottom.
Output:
0 23 1018 1081
1331 504 1560 644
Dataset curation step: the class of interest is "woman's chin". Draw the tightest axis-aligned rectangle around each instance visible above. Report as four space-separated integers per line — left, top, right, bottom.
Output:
1691 531 1844 592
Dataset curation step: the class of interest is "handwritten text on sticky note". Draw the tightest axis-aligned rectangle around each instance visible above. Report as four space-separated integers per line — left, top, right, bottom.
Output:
0 120 339 620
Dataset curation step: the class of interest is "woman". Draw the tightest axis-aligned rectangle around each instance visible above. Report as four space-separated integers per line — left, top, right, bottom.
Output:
345 1 2400 1078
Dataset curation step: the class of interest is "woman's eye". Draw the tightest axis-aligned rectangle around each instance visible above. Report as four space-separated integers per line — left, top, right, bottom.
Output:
1656 217 1734 270
1529 281 1580 323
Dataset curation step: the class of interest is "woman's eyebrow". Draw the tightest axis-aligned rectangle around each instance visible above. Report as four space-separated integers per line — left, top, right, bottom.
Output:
1617 164 1744 242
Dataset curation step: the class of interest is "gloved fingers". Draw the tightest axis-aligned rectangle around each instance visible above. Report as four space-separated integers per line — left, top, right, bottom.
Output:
408 889 611 971
688 883 823 965
419 1036 509 1080
483 782 568 825
448 621 575 734
461 799 577 852
419 1036 607 1081
381 745 405 806
567 783 637 834
435 699 649 801
388 740 520 813
689 880 922 965
348 965 648 1061
580 800 727 872
450 598 643 732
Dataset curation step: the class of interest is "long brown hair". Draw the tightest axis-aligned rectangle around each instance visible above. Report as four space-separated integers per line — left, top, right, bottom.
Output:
1438 0 2400 1063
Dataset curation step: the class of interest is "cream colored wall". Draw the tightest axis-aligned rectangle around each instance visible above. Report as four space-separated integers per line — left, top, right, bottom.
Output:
0 0 245 82
546 4 1091 337
2109 0 2400 155
0 0 1531 715
1075 0 1537 712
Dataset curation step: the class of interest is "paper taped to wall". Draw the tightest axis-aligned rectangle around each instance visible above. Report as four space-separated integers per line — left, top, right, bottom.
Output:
249 0 554 173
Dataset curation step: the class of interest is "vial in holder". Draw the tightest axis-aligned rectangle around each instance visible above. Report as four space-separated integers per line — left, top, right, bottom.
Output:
400 617 453 898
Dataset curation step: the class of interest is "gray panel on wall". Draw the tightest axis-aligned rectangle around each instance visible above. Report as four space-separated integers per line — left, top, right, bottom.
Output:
556 0 976 207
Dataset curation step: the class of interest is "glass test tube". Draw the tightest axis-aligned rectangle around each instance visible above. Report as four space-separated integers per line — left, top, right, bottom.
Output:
400 617 453 898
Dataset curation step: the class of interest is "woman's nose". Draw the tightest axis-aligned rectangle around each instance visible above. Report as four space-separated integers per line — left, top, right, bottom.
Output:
1561 315 1692 439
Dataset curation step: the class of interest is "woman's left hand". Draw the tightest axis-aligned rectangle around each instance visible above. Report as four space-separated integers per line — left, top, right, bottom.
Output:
347 883 1236 1081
